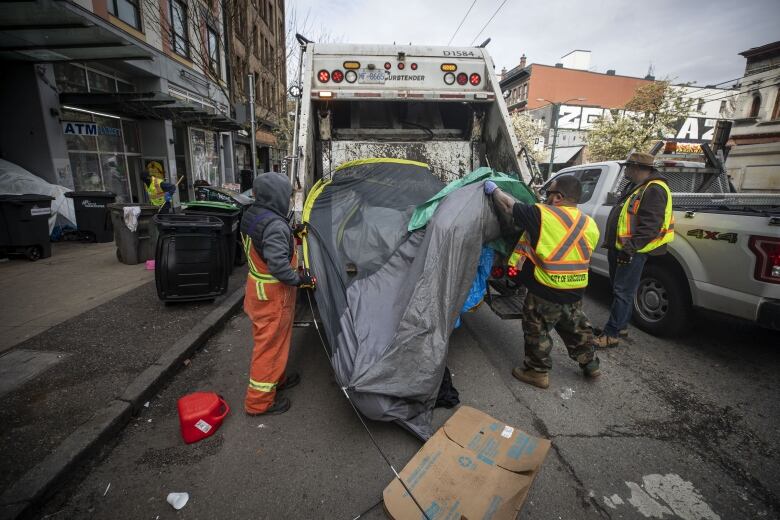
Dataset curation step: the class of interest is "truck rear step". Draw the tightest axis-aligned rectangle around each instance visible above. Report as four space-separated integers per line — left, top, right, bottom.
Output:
487 294 525 319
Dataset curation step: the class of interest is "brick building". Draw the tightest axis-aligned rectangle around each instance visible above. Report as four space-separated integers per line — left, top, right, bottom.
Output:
500 50 737 170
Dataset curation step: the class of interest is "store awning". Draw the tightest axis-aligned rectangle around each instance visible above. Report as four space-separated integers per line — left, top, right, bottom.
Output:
551 146 584 164
0 0 153 62
59 92 244 132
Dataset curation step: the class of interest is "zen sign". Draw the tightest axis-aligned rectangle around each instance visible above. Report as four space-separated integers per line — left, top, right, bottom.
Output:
62 121 121 137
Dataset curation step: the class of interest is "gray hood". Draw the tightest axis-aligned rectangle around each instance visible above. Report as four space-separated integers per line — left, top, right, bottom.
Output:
253 172 291 217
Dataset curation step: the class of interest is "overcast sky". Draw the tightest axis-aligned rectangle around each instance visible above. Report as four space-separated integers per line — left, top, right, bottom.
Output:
288 0 779 86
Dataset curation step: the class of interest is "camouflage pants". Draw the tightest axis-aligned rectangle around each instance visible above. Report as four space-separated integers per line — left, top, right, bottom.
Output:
522 292 599 373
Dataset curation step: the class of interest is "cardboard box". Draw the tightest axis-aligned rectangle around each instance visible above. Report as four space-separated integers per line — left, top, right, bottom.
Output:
383 406 550 520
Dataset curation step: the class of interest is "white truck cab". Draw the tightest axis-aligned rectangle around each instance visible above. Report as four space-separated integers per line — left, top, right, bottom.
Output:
546 161 780 335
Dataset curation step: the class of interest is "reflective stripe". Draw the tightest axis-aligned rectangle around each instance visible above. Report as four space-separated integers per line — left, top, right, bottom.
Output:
547 213 587 262
616 180 674 253
516 243 591 272
302 178 332 269
334 157 430 172
255 280 267 300
248 379 277 392
242 234 281 288
507 204 599 289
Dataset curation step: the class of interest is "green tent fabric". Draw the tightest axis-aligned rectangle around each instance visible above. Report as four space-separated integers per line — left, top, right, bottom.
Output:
408 167 537 254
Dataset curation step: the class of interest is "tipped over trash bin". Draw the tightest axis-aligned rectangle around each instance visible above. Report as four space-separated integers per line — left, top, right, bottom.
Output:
182 201 242 273
154 214 227 302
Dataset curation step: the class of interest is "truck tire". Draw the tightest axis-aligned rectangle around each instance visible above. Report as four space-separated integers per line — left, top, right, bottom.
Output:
632 263 691 337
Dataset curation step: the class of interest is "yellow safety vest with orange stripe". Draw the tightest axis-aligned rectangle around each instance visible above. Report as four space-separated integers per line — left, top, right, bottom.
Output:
146 176 166 206
616 180 675 253
508 204 600 290
241 234 282 301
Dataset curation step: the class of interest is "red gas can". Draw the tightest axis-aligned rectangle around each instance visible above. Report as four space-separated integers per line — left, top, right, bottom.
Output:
177 392 230 444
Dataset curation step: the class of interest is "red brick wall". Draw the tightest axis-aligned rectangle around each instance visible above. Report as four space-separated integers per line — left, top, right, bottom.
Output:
526 65 653 110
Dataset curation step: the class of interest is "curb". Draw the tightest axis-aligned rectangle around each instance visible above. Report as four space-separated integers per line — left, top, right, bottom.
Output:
0 286 245 520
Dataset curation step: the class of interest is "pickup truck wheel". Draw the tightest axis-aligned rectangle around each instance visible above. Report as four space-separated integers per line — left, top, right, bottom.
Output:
632 264 690 337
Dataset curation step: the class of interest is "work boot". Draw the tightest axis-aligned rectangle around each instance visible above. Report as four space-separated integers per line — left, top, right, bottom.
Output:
511 367 549 389
593 334 620 349
277 371 300 391
593 326 628 338
581 360 601 379
246 397 290 416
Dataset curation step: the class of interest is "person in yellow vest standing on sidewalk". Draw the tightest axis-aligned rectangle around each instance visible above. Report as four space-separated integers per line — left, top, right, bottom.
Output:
141 161 176 213
594 152 675 349
485 175 601 389
240 172 315 415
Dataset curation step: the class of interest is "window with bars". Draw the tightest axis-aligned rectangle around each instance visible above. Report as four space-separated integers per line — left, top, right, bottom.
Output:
107 0 141 30
170 0 190 57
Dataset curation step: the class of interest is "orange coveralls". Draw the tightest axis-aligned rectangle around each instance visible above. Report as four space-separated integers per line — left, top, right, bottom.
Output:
242 235 297 414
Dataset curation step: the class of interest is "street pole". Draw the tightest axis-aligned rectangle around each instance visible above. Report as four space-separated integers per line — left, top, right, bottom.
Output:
547 103 559 180
247 74 257 176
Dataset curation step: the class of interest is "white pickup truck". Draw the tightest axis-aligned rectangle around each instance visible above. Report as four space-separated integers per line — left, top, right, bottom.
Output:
543 161 780 335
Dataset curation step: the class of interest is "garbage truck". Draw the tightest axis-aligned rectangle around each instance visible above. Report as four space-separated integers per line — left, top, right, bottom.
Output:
288 37 536 318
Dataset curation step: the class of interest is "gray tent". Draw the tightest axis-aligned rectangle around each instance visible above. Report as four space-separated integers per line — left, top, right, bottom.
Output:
303 159 525 439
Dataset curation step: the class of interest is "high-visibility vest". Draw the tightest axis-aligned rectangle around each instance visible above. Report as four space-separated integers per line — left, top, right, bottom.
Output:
616 180 675 253
146 176 166 206
242 234 282 300
508 204 600 290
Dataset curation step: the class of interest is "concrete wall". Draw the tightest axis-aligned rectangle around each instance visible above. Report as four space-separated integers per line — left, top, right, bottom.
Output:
0 64 70 186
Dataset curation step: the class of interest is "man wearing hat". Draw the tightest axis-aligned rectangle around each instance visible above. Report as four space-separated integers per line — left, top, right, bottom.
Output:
594 152 675 348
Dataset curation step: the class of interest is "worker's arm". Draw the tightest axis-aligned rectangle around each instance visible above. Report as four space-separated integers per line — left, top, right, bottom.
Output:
260 220 301 286
160 181 176 193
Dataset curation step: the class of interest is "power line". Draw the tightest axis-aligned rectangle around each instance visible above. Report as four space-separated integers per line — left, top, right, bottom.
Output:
681 76 743 97
703 80 780 104
447 0 479 46
469 0 510 46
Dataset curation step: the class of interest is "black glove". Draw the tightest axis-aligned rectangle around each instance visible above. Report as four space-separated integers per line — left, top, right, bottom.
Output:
616 251 633 265
292 223 307 238
298 272 316 289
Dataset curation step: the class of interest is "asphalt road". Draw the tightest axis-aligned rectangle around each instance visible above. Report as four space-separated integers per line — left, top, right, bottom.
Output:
40 277 780 520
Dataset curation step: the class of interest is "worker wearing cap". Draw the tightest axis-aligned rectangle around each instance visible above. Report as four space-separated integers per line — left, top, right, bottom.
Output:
594 152 675 348
240 172 315 415
141 162 175 213
485 175 601 389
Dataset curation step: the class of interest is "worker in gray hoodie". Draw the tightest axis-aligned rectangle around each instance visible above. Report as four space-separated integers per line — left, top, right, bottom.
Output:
240 172 315 415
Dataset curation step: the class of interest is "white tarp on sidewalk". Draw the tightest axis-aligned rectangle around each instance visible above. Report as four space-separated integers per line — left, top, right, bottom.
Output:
0 159 76 234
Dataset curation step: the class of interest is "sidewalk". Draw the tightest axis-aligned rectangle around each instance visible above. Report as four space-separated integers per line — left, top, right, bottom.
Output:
0 242 153 353
0 241 247 513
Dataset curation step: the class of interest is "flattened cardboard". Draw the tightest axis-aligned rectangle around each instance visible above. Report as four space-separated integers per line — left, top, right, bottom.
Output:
384 406 551 520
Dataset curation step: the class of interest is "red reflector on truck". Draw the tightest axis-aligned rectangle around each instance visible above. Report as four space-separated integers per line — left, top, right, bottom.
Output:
749 235 780 284
318 70 330 82
469 73 481 86
332 70 344 83
456 73 468 86
491 266 505 279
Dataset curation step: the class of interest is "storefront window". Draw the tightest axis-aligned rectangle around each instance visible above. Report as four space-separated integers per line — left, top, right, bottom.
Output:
87 69 116 93
69 153 102 191
121 120 141 153
62 109 97 151
100 154 130 202
190 128 221 187
95 116 123 152
53 64 87 93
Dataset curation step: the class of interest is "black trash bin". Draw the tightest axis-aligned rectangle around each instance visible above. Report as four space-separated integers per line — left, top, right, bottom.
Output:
65 191 116 242
182 201 241 276
154 214 227 302
0 194 54 261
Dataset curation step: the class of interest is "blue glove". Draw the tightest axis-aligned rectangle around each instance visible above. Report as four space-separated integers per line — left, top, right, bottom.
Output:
164 192 173 203
484 180 498 195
